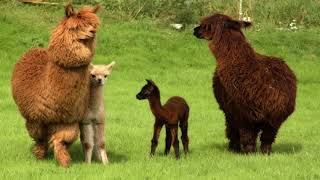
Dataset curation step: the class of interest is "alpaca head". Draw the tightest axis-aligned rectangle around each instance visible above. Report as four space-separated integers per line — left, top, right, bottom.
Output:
48 3 101 68
136 79 158 100
89 61 115 86
193 13 252 41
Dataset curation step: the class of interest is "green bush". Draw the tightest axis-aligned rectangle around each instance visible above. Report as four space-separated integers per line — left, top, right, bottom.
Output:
9 0 320 26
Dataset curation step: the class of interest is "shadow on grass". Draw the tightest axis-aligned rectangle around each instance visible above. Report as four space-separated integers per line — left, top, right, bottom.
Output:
70 143 128 164
42 143 128 165
209 142 302 154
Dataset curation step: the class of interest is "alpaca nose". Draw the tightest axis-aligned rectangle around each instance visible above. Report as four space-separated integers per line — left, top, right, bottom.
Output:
98 79 102 83
193 26 201 37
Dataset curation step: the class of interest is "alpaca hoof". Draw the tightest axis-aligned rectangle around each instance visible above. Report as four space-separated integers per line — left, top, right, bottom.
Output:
32 144 47 160
58 157 70 167
243 144 256 154
175 155 180 160
228 143 241 153
55 148 71 167
261 144 272 155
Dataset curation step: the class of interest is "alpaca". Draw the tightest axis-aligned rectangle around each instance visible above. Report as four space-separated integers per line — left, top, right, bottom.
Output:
193 13 297 154
136 80 189 159
11 4 101 167
80 61 115 165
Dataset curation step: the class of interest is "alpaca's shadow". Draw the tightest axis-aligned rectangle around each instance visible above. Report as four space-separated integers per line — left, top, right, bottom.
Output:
209 142 302 154
44 143 128 164
70 143 128 164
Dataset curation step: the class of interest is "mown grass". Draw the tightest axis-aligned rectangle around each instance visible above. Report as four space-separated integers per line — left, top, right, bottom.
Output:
0 2 320 180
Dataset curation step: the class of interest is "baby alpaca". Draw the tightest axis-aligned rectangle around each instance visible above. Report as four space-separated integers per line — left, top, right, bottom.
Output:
136 80 189 159
80 61 115 164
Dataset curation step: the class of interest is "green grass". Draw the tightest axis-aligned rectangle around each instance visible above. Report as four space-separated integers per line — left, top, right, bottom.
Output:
1 2 320 180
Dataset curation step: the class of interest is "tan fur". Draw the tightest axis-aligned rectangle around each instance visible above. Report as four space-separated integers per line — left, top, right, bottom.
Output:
11 4 101 167
80 61 115 164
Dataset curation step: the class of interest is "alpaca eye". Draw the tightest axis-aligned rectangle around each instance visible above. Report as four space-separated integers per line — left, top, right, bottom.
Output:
104 75 107 78
91 74 96 78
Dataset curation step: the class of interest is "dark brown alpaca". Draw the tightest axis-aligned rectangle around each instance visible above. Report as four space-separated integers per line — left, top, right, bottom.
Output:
136 80 189 159
193 13 297 154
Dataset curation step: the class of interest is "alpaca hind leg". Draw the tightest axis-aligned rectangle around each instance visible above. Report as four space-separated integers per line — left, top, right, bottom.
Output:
26 121 48 159
170 127 180 159
48 123 79 167
150 121 163 156
260 123 279 155
164 127 172 155
179 121 189 154
239 125 259 154
80 123 94 163
93 122 108 164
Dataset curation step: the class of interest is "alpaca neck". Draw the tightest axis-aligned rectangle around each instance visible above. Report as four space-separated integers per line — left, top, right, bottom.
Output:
211 31 255 67
89 84 104 111
147 90 167 120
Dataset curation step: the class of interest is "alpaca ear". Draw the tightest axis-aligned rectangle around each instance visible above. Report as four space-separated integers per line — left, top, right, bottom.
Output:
65 3 75 17
106 61 115 71
241 21 252 28
92 4 101 14
224 20 241 30
146 79 155 85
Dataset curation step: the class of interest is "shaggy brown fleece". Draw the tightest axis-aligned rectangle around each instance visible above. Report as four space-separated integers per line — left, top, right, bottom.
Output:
194 13 296 154
11 4 101 167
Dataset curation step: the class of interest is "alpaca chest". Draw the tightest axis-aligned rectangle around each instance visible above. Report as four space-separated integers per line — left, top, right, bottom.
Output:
36 65 91 123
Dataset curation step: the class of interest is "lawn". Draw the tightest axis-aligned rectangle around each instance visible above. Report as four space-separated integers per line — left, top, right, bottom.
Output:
0 2 320 180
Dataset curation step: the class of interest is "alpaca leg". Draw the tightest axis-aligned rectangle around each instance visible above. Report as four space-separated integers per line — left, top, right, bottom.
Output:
26 121 48 159
164 127 172 155
179 121 189 154
80 123 94 164
150 121 163 156
93 122 108 165
170 127 180 159
225 115 241 153
239 126 259 154
260 124 279 155
48 123 79 167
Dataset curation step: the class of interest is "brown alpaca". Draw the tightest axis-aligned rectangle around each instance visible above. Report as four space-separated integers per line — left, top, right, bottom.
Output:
136 80 189 159
11 4 101 167
193 13 297 154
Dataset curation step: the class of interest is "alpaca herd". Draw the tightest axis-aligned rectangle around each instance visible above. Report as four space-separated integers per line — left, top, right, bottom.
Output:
11 4 297 167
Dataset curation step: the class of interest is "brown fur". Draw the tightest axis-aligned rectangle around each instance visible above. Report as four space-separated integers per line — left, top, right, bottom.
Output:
136 80 189 159
194 13 297 154
11 4 101 167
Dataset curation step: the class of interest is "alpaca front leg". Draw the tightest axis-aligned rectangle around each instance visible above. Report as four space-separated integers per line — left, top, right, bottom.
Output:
150 121 163 156
164 127 172 155
93 122 109 165
80 123 94 164
225 115 241 153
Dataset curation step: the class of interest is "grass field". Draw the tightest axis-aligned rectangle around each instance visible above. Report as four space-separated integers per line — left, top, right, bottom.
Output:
1 2 320 180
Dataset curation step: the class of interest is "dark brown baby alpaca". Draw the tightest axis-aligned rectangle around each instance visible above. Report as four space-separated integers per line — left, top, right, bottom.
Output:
194 13 297 154
136 80 189 159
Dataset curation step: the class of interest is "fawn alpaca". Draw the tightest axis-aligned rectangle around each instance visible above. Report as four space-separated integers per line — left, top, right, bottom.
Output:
80 61 115 164
136 80 189 159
